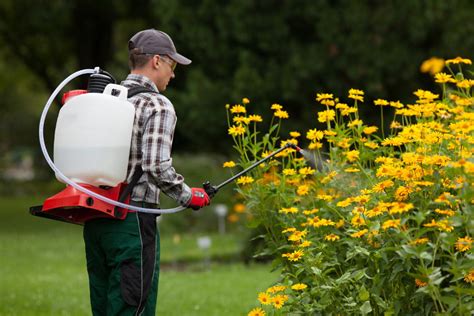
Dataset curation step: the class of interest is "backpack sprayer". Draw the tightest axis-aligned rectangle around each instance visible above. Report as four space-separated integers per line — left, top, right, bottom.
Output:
30 67 316 225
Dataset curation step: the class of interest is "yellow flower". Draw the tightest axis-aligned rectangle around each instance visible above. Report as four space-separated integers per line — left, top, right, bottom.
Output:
445 56 472 65
272 294 288 309
434 72 455 83
279 207 299 215
372 180 394 193
345 150 360 162
233 203 246 213
274 110 289 119
348 119 363 128
298 240 312 248
340 106 358 116
345 167 360 173
248 307 266 316
324 234 340 241
282 250 304 261
306 128 324 141
415 278 428 287
223 161 236 168
414 89 439 101
349 88 364 96
258 292 271 305
307 217 335 228
230 104 246 114
303 208 319 215
363 126 379 135
423 219 454 232
434 209 455 217
374 99 389 106
351 229 368 238
282 227 296 234
337 197 354 207
236 176 254 185
351 214 366 227
316 93 334 102
288 230 307 242
228 125 246 136
227 214 239 223
349 93 364 102
455 236 472 252
232 116 250 124
464 269 474 283
297 185 310 196
390 101 404 108
389 202 414 215
456 79 474 89
420 57 444 74
242 97 250 104
248 114 263 122
410 238 429 245
382 219 401 230
395 186 413 201
271 103 283 110
290 131 301 138
308 142 323 149
390 121 403 129
321 99 335 106
291 283 308 290
318 109 336 123
266 285 286 293
299 167 315 176
283 168 296 176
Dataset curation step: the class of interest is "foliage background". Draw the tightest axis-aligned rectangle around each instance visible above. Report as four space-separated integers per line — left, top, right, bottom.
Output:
1 0 474 163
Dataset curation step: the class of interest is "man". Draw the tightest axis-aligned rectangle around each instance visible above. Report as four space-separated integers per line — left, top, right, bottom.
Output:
83 29 211 316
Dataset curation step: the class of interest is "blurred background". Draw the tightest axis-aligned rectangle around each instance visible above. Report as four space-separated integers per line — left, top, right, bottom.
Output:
1 0 473 315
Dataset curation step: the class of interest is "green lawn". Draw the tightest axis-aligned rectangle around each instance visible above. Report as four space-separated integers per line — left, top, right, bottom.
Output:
0 197 278 315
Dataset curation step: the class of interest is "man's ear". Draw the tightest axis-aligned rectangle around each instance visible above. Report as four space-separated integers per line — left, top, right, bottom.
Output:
153 55 161 69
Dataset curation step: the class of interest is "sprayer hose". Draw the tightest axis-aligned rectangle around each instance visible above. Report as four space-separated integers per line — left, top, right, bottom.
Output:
39 68 186 214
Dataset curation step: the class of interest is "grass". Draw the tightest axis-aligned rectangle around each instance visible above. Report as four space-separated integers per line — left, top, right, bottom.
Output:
0 196 278 315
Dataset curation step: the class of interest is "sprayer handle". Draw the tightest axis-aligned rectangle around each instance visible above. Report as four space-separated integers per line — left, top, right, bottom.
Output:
203 181 218 198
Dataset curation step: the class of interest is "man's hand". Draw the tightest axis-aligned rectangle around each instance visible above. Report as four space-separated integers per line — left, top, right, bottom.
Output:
187 188 211 210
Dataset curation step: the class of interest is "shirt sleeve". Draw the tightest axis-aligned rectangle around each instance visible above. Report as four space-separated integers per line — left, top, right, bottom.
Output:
141 98 192 206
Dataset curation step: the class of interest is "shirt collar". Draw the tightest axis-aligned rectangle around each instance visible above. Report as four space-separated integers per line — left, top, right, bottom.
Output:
121 74 160 93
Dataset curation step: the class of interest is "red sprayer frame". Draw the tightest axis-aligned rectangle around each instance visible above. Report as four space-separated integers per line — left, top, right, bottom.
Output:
30 183 130 225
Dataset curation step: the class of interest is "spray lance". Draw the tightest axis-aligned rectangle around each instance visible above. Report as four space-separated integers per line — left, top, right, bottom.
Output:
203 144 316 198
33 68 316 223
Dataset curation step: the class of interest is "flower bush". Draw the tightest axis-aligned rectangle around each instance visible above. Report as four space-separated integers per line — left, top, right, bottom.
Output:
224 57 474 315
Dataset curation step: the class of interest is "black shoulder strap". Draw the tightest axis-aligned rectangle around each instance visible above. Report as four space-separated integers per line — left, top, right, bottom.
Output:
117 166 143 204
117 85 159 210
127 86 158 98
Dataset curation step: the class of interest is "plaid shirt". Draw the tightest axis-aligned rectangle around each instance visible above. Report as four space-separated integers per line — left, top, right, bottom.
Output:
121 74 192 206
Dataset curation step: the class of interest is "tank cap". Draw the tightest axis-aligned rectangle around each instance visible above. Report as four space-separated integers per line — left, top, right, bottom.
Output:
62 89 88 105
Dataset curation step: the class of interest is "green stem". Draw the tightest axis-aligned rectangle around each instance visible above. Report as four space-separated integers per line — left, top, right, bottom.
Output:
380 106 385 139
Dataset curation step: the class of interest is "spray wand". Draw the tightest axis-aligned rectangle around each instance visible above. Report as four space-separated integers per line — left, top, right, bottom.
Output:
203 143 316 198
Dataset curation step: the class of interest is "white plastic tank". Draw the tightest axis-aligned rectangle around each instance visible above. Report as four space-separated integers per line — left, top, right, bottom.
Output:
54 84 135 187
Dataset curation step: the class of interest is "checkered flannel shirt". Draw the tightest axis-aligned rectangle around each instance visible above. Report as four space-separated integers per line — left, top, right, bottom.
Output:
121 74 192 206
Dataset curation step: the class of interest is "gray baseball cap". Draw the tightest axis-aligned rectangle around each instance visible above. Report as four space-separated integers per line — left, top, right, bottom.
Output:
128 29 192 65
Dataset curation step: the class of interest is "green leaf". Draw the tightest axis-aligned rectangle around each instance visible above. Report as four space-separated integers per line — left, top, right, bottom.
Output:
335 272 351 285
419 251 433 261
311 267 322 276
359 285 370 301
360 301 373 315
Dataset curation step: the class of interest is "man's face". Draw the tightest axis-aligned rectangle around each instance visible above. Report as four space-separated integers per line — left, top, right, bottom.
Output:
155 55 176 91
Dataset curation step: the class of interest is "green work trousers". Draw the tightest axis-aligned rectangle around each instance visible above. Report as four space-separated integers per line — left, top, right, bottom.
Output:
83 206 160 316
